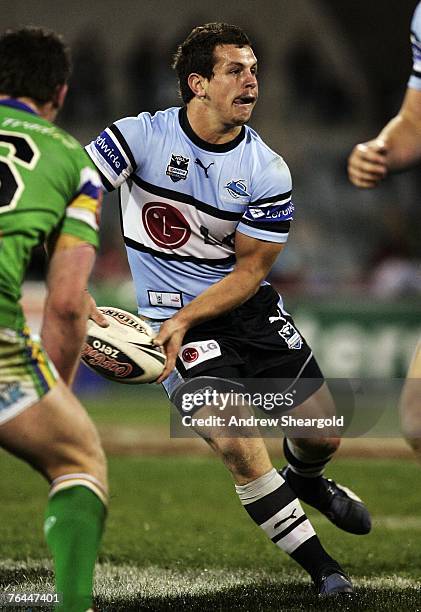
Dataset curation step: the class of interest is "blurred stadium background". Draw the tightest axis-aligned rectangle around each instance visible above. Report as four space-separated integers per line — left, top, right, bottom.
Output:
10 0 420 379
3 1 421 609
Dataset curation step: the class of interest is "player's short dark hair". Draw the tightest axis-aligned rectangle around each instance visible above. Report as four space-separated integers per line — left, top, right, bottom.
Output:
172 22 251 104
0 27 71 104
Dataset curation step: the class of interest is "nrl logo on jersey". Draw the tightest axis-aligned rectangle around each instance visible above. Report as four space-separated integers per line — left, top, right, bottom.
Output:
225 179 250 199
166 154 189 182
247 208 266 219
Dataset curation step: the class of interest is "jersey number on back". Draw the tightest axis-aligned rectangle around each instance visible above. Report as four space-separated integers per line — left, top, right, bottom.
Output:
0 130 40 213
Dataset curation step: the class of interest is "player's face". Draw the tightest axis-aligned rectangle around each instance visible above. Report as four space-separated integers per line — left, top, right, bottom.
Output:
204 44 258 127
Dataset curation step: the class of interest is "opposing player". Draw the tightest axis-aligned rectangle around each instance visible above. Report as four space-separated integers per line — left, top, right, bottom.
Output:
348 3 421 458
0 27 107 612
87 23 371 596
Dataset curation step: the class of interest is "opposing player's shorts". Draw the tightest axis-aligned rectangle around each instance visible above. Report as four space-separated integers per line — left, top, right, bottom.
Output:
149 285 324 413
0 327 58 425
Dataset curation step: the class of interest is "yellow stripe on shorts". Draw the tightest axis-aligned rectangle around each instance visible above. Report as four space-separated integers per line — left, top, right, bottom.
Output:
0 327 58 425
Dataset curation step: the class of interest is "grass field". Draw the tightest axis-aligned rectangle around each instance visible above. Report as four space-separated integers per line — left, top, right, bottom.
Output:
1 386 421 610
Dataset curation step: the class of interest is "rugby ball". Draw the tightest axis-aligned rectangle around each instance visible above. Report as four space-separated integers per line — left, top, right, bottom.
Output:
81 307 166 384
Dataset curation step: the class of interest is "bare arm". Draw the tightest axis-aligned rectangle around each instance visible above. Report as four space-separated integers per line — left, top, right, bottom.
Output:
41 234 96 386
348 88 421 188
154 232 284 382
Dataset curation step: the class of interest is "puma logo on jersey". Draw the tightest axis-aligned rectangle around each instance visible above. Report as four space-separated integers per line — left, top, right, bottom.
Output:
269 309 285 324
195 158 214 178
274 508 297 529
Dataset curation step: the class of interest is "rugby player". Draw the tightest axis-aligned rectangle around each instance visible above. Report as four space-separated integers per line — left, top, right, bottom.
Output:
348 2 421 458
0 27 107 612
87 23 371 596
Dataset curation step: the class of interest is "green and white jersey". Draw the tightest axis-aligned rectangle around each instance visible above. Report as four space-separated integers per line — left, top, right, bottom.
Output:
0 99 102 330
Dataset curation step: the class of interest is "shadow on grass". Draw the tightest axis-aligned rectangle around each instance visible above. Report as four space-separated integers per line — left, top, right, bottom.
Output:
0 565 52 583
97 583 421 612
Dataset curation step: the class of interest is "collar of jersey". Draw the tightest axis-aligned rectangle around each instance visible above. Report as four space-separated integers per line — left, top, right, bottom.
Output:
179 106 245 153
0 98 38 115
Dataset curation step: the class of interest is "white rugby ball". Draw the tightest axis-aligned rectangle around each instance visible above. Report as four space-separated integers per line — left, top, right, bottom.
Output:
81 307 166 384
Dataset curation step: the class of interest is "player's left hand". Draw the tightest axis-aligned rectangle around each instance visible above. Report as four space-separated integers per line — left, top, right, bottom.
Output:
153 317 188 383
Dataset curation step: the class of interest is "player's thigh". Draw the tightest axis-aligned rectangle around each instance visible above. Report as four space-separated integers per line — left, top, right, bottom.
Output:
261 355 339 452
167 368 273 482
406 340 421 378
0 380 106 484
285 383 340 455
0 329 106 484
400 339 421 437
288 382 336 421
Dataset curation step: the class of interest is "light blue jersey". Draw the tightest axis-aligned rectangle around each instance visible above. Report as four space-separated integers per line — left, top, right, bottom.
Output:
409 1 421 90
86 107 293 318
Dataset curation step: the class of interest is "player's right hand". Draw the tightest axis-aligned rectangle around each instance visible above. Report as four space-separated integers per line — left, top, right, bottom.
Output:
153 316 189 384
347 139 388 188
86 292 109 328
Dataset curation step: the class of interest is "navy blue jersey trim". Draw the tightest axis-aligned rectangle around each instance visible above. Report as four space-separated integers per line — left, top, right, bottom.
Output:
240 219 290 233
178 106 245 153
250 190 292 206
131 174 243 221
108 123 137 171
124 236 236 265
412 68 421 78
0 98 37 115
118 185 125 236
97 166 114 192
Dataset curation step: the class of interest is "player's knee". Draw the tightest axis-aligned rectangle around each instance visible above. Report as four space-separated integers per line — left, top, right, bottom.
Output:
77 439 107 489
87 441 107 488
45 429 107 490
290 436 340 459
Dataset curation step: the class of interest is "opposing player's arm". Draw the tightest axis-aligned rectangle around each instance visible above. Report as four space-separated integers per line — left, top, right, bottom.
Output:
154 232 284 382
348 88 421 188
42 234 95 386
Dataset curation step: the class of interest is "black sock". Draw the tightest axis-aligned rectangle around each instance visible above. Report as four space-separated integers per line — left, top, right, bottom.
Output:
290 536 342 584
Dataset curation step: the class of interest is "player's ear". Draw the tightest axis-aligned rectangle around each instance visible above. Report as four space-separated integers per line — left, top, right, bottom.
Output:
52 83 68 110
187 73 207 99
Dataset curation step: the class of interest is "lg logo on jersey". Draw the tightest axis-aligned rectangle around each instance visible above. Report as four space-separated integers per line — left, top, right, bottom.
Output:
142 202 191 248
179 340 221 369
142 201 235 252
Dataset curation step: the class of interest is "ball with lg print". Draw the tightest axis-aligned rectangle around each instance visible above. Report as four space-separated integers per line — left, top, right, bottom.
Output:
81 307 166 383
